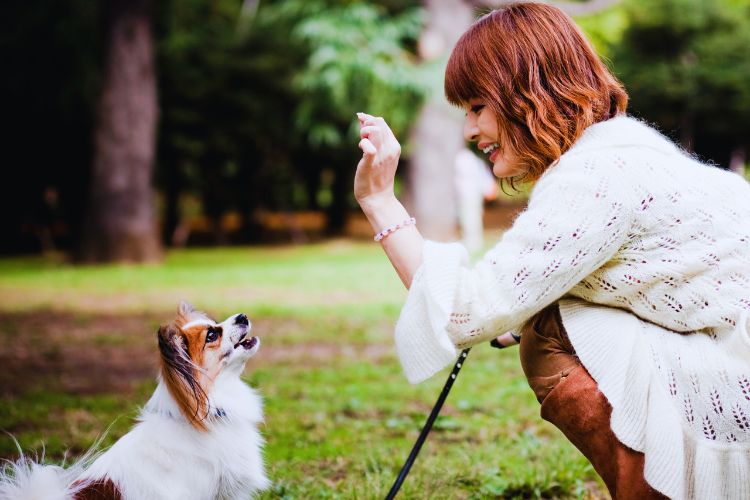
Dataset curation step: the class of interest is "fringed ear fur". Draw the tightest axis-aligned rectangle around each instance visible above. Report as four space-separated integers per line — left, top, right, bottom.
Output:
157 323 209 431
177 300 195 323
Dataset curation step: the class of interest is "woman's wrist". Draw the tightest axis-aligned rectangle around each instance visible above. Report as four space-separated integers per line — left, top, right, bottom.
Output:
358 194 410 234
357 192 397 213
490 331 521 349
374 217 416 242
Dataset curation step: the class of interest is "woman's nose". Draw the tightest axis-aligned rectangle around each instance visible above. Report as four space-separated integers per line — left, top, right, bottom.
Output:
463 115 478 142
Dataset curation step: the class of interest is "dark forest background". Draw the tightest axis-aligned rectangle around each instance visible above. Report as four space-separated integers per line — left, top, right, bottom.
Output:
2 0 748 260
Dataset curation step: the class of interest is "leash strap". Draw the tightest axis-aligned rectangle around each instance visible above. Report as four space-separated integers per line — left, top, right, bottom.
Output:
384 348 471 500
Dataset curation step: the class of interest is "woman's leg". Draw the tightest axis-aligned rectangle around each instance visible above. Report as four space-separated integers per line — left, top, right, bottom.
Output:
519 304 666 500
518 304 579 403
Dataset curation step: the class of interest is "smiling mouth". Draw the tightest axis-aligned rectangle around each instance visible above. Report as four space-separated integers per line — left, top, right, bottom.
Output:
240 337 258 350
234 333 258 350
481 142 499 154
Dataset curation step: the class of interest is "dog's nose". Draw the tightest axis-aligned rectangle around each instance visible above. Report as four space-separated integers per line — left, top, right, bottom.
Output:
235 314 249 326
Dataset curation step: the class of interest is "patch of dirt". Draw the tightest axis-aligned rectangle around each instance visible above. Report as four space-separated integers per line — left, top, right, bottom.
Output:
0 312 160 397
0 311 393 397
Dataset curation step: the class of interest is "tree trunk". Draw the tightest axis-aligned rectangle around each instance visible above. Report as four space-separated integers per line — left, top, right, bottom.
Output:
80 0 161 263
408 0 474 241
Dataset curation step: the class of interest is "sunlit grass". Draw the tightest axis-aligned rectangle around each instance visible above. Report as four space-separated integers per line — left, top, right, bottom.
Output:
257 347 599 499
0 240 407 318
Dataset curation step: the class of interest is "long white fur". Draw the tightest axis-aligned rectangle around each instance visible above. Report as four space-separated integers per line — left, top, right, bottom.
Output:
0 307 270 500
0 453 86 500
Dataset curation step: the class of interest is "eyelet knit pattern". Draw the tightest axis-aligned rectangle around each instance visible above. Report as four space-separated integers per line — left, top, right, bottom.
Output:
394 115 750 499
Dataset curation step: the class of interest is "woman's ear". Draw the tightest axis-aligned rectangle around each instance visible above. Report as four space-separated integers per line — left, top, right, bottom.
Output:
157 322 209 431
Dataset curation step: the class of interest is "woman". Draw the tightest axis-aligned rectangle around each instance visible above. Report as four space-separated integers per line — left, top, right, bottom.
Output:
354 3 750 499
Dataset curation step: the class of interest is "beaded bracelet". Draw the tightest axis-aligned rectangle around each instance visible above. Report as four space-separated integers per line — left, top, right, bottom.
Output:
374 217 416 242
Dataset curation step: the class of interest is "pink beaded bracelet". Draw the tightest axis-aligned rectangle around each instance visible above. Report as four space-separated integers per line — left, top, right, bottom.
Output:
374 217 416 242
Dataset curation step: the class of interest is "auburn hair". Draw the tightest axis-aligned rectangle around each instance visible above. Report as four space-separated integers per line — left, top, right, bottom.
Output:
445 2 628 184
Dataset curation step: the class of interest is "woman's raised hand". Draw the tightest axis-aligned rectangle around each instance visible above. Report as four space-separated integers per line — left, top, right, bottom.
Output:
353 113 423 288
354 113 402 207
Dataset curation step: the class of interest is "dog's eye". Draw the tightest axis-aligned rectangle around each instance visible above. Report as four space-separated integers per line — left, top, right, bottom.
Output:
206 327 221 343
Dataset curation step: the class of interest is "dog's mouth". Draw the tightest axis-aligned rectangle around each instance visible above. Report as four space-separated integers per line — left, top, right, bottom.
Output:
234 332 258 350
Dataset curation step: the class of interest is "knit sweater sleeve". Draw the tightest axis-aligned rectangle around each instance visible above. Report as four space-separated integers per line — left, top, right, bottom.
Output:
395 153 636 383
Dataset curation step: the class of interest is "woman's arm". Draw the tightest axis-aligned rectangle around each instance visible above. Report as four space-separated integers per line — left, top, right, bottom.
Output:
394 153 637 382
358 196 424 288
355 113 423 288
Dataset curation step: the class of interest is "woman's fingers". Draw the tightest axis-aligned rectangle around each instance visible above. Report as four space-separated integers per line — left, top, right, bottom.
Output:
355 112 401 168
359 138 377 156
369 118 399 150
358 113 390 134
359 125 375 137
359 125 382 143
357 138 376 171
357 112 377 123
359 119 399 151
354 113 401 203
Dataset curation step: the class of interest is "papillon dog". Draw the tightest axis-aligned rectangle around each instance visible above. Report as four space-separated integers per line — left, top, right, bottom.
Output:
0 301 270 499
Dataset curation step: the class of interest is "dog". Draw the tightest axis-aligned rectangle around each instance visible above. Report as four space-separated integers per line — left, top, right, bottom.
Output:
0 301 270 499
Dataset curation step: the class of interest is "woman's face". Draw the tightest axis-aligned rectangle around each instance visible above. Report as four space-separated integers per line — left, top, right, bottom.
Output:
463 99 522 178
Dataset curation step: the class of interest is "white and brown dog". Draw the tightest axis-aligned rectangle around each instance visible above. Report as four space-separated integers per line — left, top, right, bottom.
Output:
0 301 270 499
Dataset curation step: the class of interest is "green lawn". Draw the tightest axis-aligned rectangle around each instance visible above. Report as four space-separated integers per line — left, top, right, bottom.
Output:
0 241 605 499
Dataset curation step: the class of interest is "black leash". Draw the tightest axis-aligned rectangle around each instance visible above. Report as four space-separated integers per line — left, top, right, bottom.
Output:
384 348 472 500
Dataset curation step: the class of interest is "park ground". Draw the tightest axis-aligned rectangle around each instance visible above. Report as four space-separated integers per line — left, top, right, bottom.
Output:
0 204 607 499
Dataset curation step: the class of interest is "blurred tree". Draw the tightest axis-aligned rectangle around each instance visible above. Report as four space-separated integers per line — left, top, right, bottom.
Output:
2 0 651 255
155 0 424 243
292 1 426 233
608 0 750 167
408 0 473 241
1 0 99 255
155 0 301 244
80 0 161 262
405 2 473 243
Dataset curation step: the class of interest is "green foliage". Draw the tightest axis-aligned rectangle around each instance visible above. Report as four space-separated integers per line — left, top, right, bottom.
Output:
584 0 750 164
690 12 750 138
292 2 426 148
576 8 628 58
155 0 426 233
156 0 309 218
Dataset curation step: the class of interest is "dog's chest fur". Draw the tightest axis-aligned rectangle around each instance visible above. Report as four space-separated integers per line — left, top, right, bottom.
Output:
77 378 269 499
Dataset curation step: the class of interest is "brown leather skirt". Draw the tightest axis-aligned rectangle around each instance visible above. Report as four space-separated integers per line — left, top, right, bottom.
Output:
519 304 667 500
519 304 579 403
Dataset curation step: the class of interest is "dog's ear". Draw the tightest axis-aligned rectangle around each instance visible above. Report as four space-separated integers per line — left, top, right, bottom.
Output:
157 322 208 431
177 300 195 323
157 323 188 369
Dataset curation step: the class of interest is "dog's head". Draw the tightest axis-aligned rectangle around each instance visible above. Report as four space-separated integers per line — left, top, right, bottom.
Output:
156 301 259 431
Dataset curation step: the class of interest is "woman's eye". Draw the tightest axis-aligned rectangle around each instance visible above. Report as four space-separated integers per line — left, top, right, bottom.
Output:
470 104 485 114
206 327 220 343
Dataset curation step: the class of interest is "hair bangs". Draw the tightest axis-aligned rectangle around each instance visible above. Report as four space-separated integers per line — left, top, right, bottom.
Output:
444 15 493 106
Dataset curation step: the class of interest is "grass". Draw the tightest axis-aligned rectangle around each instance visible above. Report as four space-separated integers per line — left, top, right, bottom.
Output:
0 240 605 498
0 242 406 319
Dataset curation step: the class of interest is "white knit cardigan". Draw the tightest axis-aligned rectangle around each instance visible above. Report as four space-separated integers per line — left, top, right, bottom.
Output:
395 115 750 499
